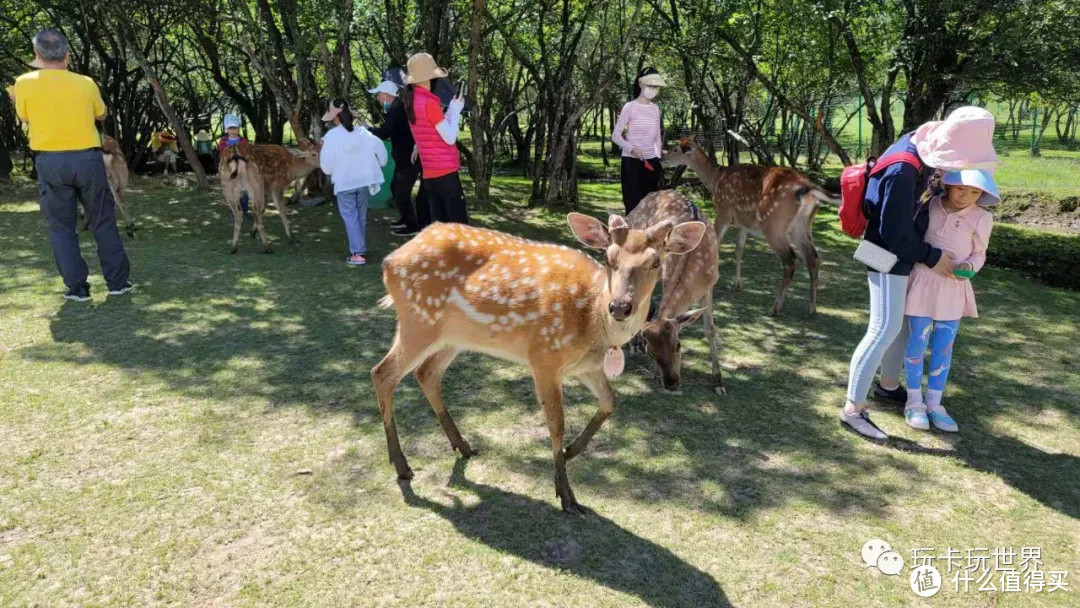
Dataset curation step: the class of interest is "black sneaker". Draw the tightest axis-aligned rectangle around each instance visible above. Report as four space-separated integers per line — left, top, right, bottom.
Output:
64 284 91 302
871 380 906 405
391 226 419 237
108 282 134 296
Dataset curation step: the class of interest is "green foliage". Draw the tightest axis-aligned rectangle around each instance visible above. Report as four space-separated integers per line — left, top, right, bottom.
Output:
986 223 1080 290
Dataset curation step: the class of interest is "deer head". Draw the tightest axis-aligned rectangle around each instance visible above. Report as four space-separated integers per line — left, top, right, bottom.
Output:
660 136 709 169
640 308 706 391
568 213 706 323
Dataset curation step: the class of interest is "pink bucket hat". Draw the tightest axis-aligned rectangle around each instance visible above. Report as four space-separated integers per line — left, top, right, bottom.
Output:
910 106 1000 173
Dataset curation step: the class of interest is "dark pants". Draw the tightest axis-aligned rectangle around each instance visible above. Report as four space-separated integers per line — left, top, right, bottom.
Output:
390 162 424 230
620 156 663 215
424 172 469 225
36 150 130 291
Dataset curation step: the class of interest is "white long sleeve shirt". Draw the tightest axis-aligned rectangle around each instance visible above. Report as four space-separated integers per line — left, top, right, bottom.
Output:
611 100 662 159
319 125 388 194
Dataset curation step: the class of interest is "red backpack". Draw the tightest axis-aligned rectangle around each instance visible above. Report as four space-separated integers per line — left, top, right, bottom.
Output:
838 151 922 238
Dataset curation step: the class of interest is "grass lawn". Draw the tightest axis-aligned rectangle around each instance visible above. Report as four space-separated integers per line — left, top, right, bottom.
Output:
1 172 1078 607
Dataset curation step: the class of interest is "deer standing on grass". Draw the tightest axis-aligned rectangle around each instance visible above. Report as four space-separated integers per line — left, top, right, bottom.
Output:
627 190 724 395
218 140 318 253
80 136 135 237
662 138 839 316
372 215 706 513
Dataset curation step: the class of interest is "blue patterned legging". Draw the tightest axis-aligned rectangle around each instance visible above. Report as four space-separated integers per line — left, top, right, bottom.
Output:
904 316 961 392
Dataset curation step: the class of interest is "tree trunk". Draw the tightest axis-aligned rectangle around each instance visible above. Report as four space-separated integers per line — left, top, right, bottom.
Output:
464 0 490 201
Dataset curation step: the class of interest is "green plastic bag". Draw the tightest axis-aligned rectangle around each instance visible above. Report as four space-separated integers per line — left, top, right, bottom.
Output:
368 141 395 209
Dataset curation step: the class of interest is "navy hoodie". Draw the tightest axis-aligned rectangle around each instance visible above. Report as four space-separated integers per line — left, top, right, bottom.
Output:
863 133 943 276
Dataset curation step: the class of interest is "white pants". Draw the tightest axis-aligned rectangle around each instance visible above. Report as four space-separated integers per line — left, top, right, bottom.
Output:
847 272 910 403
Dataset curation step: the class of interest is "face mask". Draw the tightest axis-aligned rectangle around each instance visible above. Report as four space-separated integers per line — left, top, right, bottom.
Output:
382 101 392 113
642 86 659 100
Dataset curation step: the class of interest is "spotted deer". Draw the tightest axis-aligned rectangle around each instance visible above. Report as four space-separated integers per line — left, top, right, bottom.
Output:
627 190 723 395
372 215 706 513
219 140 318 252
662 137 839 316
99 135 135 237
219 147 266 253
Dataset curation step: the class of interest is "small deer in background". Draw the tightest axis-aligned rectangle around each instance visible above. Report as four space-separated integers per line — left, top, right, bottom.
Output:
627 190 724 395
663 138 839 316
372 215 705 513
219 140 319 252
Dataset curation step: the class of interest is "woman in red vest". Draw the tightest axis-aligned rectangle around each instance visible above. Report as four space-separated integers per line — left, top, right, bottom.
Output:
400 52 468 224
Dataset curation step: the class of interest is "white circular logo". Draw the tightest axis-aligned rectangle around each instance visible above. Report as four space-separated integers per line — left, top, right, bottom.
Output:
877 551 905 575
862 539 891 568
909 565 942 597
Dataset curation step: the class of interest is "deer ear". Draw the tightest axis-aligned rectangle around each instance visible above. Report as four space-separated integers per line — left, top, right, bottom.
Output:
567 213 610 249
664 221 706 255
671 307 706 329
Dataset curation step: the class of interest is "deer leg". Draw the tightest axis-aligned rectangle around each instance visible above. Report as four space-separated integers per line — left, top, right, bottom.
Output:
415 347 474 457
732 228 748 292
563 369 615 462
111 185 135 238
533 371 584 514
227 194 244 254
799 238 820 316
251 191 272 253
271 189 296 243
372 328 440 481
703 290 725 396
769 244 798 316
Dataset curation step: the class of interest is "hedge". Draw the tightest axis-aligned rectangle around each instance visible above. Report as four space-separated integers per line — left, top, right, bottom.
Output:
986 223 1080 290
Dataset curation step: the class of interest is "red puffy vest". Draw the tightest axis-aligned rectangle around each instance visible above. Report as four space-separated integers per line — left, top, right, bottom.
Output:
409 87 460 179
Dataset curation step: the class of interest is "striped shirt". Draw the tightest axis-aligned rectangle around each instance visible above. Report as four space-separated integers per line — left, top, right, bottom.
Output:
611 100 662 159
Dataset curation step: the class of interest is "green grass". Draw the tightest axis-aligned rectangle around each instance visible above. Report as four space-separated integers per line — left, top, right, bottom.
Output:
1 172 1078 606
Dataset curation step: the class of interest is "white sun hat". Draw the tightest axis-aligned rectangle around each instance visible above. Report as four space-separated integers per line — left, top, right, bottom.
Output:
368 80 400 97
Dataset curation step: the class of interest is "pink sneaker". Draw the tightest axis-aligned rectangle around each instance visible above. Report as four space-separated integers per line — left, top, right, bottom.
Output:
346 254 367 266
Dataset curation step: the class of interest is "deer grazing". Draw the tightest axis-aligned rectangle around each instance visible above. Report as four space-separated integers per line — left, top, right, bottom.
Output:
372 215 706 513
662 137 839 316
627 190 723 395
218 140 318 253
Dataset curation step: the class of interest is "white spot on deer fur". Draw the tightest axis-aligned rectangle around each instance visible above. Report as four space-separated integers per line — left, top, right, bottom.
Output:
576 298 588 309
448 288 495 324
525 312 538 321
406 288 413 299
553 302 562 312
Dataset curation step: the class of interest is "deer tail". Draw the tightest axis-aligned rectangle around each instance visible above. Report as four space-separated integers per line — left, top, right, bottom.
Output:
789 183 823 245
378 294 395 309
227 153 248 179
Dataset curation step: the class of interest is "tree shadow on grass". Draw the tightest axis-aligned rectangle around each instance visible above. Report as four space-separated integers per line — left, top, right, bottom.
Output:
398 458 731 608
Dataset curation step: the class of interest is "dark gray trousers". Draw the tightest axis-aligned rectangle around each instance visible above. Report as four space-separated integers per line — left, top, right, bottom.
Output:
36 150 130 291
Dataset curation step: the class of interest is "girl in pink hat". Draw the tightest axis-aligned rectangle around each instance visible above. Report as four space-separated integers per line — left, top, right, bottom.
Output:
902 169 998 433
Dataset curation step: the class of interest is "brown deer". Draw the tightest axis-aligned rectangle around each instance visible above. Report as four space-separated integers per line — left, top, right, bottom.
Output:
372 215 706 513
79 135 135 237
219 147 266 253
627 190 724 395
662 137 839 316
219 140 318 252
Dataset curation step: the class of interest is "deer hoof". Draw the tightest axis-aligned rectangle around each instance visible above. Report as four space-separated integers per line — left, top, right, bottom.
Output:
229 246 238 255
731 280 744 292
715 385 727 397
807 307 817 317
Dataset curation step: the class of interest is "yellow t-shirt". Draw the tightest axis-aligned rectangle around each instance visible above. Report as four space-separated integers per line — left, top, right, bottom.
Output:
13 69 106 151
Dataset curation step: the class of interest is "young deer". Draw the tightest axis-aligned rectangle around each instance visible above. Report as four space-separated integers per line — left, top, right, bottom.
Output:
82 135 135 237
219 148 266 253
662 138 839 316
628 190 723 395
219 140 318 252
372 216 706 513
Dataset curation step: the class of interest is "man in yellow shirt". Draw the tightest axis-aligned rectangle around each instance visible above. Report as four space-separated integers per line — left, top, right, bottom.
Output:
12 29 131 301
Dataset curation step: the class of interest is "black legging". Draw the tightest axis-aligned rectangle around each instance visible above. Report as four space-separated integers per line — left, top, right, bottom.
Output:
620 156 663 214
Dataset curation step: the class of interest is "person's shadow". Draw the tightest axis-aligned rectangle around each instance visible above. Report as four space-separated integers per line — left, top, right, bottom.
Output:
398 459 732 608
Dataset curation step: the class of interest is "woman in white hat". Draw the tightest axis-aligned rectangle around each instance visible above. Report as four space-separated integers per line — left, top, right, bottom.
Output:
612 67 666 214
369 73 426 236
399 52 468 225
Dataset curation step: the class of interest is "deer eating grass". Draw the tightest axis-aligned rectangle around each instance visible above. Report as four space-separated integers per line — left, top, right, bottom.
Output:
627 190 724 395
662 138 839 316
372 215 706 513
218 140 318 253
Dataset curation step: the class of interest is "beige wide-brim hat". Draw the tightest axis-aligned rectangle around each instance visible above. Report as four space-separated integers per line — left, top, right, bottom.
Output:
638 73 666 87
405 53 448 84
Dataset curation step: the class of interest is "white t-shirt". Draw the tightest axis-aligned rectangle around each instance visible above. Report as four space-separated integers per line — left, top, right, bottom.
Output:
319 125 388 195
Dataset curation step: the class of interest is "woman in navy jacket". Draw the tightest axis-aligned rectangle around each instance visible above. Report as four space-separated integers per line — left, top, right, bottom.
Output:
841 107 1000 440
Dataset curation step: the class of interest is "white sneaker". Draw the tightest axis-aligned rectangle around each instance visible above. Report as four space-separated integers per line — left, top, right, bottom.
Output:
904 403 930 430
928 405 959 433
839 407 889 441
